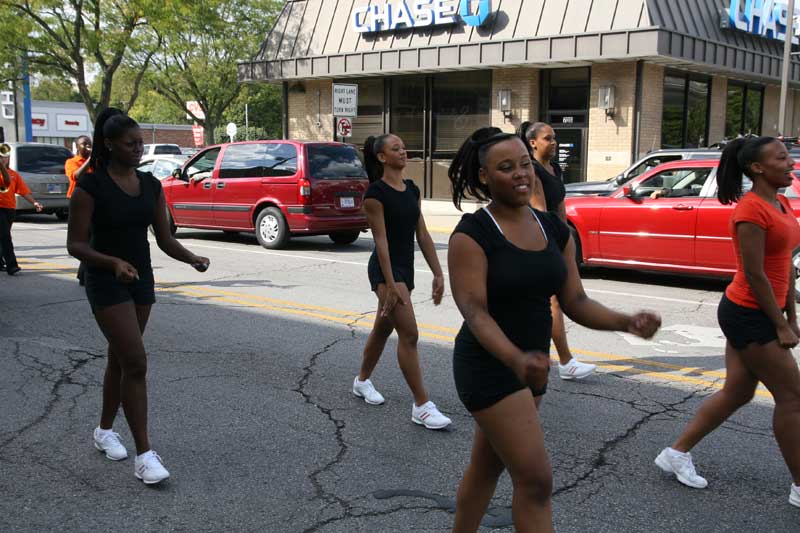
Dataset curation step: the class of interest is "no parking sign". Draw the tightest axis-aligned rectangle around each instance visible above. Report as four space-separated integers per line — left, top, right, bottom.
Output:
336 117 353 138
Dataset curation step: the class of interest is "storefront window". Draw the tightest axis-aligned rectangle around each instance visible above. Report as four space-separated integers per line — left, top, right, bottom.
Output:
725 84 763 138
661 72 710 148
390 76 425 151
350 79 384 146
432 71 491 152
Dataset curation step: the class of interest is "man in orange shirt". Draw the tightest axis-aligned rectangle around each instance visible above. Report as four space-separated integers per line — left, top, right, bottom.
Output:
65 135 92 284
0 153 43 275
65 135 92 198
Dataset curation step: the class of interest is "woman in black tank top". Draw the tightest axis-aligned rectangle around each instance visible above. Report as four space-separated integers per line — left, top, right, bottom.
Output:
447 128 661 532
67 109 210 485
351 134 451 430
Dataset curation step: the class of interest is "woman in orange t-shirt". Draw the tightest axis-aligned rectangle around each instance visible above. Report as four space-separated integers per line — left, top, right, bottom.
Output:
65 135 92 198
655 137 800 509
0 154 43 275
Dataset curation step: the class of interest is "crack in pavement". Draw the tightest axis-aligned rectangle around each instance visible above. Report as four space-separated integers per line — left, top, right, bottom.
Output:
1 343 104 453
551 378 719 499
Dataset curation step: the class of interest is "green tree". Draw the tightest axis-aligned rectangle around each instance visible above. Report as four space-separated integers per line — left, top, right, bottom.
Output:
221 83 283 141
0 0 167 121
148 0 283 145
31 76 82 102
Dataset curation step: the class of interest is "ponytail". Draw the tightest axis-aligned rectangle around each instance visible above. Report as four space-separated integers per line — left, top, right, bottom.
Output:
363 134 392 183
88 107 138 171
516 121 550 157
717 136 777 204
449 127 517 210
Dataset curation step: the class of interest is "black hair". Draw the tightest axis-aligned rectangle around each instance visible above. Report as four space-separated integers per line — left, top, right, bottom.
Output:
449 127 519 210
88 107 139 171
717 136 780 204
363 134 394 183
75 135 91 144
517 121 551 157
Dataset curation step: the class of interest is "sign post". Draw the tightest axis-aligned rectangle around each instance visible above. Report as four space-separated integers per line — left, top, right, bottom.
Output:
226 122 237 143
780 0 797 135
332 84 358 142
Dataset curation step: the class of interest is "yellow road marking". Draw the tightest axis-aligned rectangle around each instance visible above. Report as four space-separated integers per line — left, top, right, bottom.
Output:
16 256 773 399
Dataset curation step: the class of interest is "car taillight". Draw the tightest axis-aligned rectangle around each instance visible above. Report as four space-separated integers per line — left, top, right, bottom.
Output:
299 178 311 204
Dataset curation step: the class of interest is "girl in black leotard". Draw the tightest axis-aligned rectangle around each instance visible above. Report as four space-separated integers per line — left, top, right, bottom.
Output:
447 128 661 532
67 108 210 485
351 134 451 430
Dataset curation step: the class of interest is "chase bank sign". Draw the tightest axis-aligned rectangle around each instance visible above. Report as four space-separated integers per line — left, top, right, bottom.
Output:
723 0 800 43
352 0 493 34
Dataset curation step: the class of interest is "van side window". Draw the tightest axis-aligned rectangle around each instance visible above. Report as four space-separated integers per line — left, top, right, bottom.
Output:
185 148 220 180
218 143 298 179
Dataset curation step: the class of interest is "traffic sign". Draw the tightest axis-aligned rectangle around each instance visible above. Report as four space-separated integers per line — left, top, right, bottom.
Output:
226 122 237 141
332 84 358 117
336 117 353 138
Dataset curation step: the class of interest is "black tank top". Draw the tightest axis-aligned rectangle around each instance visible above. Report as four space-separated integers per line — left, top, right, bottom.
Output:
77 168 162 283
452 207 570 356
533 160 566 213
364 179 420 271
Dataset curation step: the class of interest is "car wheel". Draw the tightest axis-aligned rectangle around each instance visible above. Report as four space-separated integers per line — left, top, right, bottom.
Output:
329 231 360 245
794 249 800 301
55 209 69 221
255 207 289 249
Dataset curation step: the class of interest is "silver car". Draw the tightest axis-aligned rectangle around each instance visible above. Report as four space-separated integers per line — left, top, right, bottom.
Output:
7 142 72 219
138 155 188 180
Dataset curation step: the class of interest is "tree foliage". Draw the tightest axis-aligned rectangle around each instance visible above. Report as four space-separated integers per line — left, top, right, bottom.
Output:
31 76 82 102
148 0 283 144
0 0 168 121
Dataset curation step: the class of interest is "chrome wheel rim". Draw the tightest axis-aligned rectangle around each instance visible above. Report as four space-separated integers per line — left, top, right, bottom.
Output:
260 215 280 242
794 250 800 299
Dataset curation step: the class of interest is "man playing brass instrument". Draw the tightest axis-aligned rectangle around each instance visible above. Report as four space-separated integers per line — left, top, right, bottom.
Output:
0 146 43 275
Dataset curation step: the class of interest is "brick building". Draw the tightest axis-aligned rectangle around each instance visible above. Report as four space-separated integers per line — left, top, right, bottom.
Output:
240 0 800 199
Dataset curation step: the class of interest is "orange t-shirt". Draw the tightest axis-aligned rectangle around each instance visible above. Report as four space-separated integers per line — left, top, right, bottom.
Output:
726 192 800 309
65 155 88 198
0 168 31 209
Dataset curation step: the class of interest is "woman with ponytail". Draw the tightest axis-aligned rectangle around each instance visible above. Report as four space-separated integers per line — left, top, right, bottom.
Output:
67 107 210 484
350 134 451 430
656 137 800 508
448 127 660 531
518 121 597 381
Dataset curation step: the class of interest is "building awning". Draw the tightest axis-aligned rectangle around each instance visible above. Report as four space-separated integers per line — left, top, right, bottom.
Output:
239 0 800 84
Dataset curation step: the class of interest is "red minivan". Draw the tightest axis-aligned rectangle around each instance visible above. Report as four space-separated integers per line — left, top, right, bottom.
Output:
161 141 370 249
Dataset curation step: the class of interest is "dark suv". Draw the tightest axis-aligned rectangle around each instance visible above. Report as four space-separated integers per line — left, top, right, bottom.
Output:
161 141 370 249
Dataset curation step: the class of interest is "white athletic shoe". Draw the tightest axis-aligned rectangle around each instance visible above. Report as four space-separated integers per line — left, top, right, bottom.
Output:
93 427 128 461
558 358 597 380
790 484 800 508
655 447 708 489
134 450 170 485
412 401 452 430
352 377 385 405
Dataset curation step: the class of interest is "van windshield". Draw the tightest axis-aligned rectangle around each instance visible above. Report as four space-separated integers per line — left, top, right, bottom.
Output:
307 145 367 179
16 145 72 174
154 145 182 155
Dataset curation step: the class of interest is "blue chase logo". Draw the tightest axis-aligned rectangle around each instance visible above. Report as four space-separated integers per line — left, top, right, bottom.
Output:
353 0 494 34
723 0 800 43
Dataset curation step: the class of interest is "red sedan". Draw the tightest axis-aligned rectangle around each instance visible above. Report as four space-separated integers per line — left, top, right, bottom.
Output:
565 159 800 294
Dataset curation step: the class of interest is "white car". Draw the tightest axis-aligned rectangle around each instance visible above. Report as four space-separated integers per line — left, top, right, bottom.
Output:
142 143 183 156
138 155 188 180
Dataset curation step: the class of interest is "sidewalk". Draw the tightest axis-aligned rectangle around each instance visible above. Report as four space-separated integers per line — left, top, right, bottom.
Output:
421 199 483 234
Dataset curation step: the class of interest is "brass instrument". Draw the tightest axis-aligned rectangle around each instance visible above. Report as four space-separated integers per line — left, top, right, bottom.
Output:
0 143 10 193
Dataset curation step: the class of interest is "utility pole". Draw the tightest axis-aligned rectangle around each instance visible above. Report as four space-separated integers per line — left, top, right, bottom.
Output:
245 103 249 141
779 0 796 135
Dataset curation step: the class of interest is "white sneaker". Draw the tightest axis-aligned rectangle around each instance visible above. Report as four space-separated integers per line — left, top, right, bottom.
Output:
412 401 452 430
655 447 708 489
93 427 128 461
134 450 170 484
790 484 800 508
353 377 385 405
558 358 597 380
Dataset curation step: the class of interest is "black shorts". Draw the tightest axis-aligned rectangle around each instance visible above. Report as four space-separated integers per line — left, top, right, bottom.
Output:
367 253 415 292
85 274 156 312
453 343 548 413
718 294 779 350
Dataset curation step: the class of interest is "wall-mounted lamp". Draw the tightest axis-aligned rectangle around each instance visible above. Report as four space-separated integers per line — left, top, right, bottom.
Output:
598 85 616 118
498 89 512 120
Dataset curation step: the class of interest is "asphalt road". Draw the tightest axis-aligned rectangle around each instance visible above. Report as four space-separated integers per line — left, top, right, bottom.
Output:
1 215 797 532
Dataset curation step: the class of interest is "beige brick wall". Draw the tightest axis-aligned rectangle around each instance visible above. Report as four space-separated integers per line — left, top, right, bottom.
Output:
491 68 540 133
587 62 637 180
287 79 334 141
762 84 781 136
637 63 664 159
708 76 727 145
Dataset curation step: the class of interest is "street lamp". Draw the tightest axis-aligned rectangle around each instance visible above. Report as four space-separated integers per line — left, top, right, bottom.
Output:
779 0 797 135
